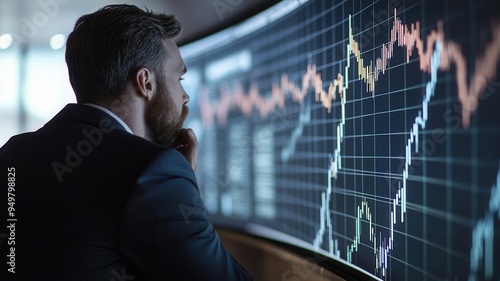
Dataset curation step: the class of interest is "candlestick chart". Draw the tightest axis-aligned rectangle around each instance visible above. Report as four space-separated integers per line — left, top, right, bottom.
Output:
180 0 500 280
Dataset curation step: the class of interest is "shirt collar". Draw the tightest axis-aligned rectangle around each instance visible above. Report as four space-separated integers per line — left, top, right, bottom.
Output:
83 103 134 134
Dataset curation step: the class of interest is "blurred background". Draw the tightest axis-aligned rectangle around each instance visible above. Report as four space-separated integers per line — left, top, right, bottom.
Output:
0 0 279 145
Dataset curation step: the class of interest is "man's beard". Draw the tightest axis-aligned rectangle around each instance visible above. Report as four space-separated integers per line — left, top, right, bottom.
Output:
146 81 189 147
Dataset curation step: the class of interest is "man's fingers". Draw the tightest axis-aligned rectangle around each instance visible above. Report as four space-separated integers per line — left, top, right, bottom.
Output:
174 129 197 147
174 128 198 171
183 128 197 146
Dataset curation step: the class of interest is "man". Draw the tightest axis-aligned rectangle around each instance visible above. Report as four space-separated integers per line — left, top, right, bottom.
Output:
0 4 252 281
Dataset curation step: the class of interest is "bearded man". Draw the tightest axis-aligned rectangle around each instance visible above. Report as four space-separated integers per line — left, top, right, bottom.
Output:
0 4 252 281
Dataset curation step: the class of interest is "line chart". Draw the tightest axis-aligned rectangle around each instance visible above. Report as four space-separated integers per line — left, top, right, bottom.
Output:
199 9 500 129
182 1 500 280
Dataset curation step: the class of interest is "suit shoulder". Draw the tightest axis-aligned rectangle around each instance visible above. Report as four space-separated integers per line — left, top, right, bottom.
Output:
137 148 197 187
0 132 38 156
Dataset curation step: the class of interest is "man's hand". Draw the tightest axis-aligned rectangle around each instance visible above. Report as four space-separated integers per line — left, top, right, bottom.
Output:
172 128 198 171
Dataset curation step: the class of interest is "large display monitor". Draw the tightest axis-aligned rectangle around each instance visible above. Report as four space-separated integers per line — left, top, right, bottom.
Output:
179 0 500 280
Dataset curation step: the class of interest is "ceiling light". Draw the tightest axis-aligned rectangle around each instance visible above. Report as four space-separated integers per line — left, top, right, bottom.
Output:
0 34 13 49
50 34 66 50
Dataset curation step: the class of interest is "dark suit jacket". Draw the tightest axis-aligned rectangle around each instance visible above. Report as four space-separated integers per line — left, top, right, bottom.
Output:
0 104 252 281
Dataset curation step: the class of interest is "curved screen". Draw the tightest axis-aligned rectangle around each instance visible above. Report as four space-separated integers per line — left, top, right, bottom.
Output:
180 0 500 280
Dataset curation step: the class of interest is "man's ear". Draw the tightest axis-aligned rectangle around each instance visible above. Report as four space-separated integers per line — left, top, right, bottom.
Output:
135 67 156 101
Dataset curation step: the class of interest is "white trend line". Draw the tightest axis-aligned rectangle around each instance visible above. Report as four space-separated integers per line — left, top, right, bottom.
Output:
281 100 312 162
468 165 500 281
312 16 444 277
